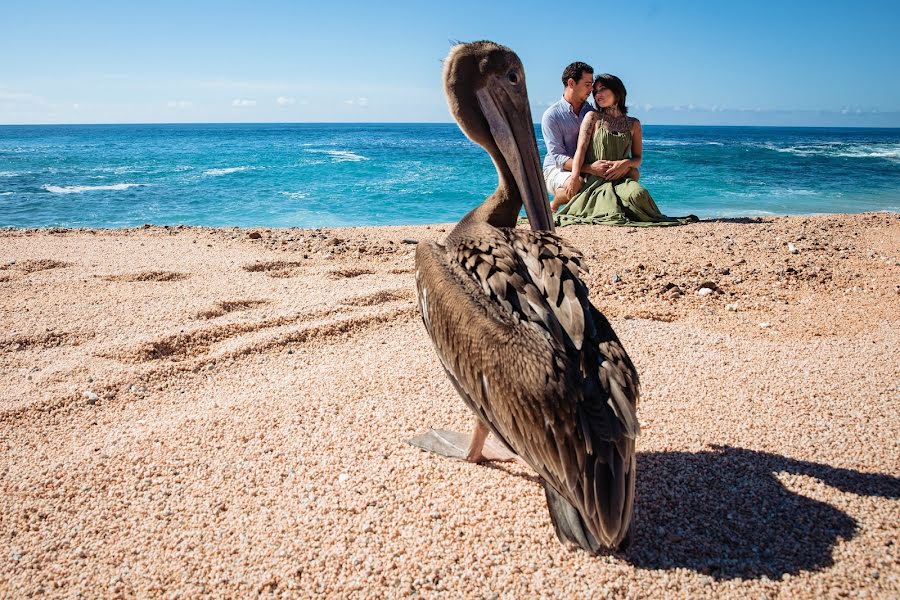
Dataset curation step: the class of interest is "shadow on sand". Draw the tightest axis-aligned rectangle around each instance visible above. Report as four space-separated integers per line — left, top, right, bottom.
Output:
699 216 769 225
625 446 900 579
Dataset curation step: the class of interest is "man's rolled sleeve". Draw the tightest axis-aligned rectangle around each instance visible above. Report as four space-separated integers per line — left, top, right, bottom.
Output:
541 111 571 170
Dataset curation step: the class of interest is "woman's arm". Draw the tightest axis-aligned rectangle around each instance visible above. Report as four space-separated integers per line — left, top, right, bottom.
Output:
565 112 598 196
630 119 643 168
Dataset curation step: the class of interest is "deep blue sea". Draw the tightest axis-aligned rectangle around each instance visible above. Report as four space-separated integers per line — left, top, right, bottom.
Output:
0 123 898 228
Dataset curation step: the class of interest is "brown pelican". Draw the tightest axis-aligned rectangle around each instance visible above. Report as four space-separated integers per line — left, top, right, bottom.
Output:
410 41 640 552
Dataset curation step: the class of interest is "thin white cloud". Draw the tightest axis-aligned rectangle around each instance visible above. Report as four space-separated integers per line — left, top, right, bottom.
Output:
0 89 53 112
166 100 193 109
276 96 296 106
72 103 80 110
344 97 369 107
232 98 257 107
196 79 291 91
0 90 45 103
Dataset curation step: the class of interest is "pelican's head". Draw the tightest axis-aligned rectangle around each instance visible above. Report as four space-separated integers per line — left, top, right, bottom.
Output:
443 41 554 232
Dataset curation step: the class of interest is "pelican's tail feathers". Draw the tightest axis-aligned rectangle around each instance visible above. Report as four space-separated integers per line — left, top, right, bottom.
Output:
542 480 604 554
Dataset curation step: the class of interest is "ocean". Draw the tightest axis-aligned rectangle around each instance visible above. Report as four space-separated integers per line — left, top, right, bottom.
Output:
0 123 898 228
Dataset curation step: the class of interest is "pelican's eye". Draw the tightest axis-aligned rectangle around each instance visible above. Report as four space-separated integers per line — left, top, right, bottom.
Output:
507 71 519 85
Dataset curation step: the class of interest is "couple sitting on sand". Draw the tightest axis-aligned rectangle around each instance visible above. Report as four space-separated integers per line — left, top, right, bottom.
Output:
542 61 696 227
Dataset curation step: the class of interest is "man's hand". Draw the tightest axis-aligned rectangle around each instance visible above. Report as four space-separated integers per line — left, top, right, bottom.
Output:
603 160 632 181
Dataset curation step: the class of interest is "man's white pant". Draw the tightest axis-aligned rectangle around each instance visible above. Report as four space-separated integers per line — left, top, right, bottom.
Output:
543 166 584 196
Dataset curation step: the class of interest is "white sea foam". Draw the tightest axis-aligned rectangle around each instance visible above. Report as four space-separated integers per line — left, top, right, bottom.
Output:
203 166 253 176
304 149 368 162
0 192 13 196
90 166 141 175
42 183 148 194
279 191 309 200
722 188 820 198
643 140 724 147
0 171 19 177
643 140 693 146
758 142 900 161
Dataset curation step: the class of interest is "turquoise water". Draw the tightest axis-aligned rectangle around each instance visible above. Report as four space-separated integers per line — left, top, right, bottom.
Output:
0 123 897 228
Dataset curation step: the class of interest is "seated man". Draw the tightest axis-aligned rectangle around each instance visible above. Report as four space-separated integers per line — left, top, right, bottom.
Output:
542 62 638 211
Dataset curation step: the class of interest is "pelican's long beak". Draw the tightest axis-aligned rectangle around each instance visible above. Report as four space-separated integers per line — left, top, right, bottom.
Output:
476 85 555 232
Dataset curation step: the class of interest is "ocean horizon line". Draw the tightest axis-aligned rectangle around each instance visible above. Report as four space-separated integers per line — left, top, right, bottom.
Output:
2 121 900 131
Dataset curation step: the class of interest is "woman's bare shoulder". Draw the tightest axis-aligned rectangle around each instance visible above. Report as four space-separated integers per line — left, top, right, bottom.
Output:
583 111 600 126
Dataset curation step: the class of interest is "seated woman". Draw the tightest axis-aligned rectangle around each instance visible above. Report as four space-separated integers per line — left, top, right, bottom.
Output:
553 74 697 227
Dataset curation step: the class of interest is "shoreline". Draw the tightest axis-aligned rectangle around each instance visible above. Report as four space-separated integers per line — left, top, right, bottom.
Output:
2 212 898 596
1 208 898 233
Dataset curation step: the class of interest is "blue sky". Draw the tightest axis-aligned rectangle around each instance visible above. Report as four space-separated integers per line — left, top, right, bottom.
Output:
2 0 899 126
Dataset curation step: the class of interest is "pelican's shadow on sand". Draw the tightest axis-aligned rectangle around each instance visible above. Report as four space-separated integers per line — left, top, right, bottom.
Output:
625 446 900 580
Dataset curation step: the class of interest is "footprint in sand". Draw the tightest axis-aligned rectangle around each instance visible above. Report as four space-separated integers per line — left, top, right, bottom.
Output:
243 261 305 278
0 330 93 353
0 259 71 278
341 289 412 307
327 267 376 279
103 271 190 282
198 299 269 319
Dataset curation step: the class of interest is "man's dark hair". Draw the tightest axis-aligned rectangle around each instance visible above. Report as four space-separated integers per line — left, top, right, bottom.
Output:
561 62 593 87
594 73 628 114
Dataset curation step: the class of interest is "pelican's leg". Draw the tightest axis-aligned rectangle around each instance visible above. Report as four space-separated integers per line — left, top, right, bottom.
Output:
407 419 521 464
465 419 491 463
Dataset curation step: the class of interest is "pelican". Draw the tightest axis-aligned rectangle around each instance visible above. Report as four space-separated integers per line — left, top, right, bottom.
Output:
409 41 640 552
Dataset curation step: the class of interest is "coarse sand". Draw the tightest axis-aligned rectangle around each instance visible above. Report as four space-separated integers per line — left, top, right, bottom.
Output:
1 213 898 598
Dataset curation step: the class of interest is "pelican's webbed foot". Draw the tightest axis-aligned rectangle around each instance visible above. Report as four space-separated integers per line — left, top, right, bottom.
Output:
407 423 518 463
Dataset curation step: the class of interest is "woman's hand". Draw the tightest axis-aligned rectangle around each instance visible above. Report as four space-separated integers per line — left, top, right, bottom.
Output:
586 160 611 178
603 160 632 181
565 174 583 198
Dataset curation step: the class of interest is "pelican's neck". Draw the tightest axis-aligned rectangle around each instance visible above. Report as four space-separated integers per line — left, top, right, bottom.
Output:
459 148 521 231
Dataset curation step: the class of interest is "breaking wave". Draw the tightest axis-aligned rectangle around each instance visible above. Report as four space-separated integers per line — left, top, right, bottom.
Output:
42 183 148 194
203 166 253 176
303 149 368 162
279 191 309 200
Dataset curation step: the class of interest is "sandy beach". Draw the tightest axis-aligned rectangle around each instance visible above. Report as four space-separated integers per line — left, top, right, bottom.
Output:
1 212 898 598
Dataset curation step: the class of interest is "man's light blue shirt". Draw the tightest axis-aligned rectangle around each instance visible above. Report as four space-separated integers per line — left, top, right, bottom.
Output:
541 96 595 171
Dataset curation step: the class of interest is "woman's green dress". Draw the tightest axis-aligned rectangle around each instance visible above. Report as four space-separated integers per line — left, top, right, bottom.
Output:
554 119 696 227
